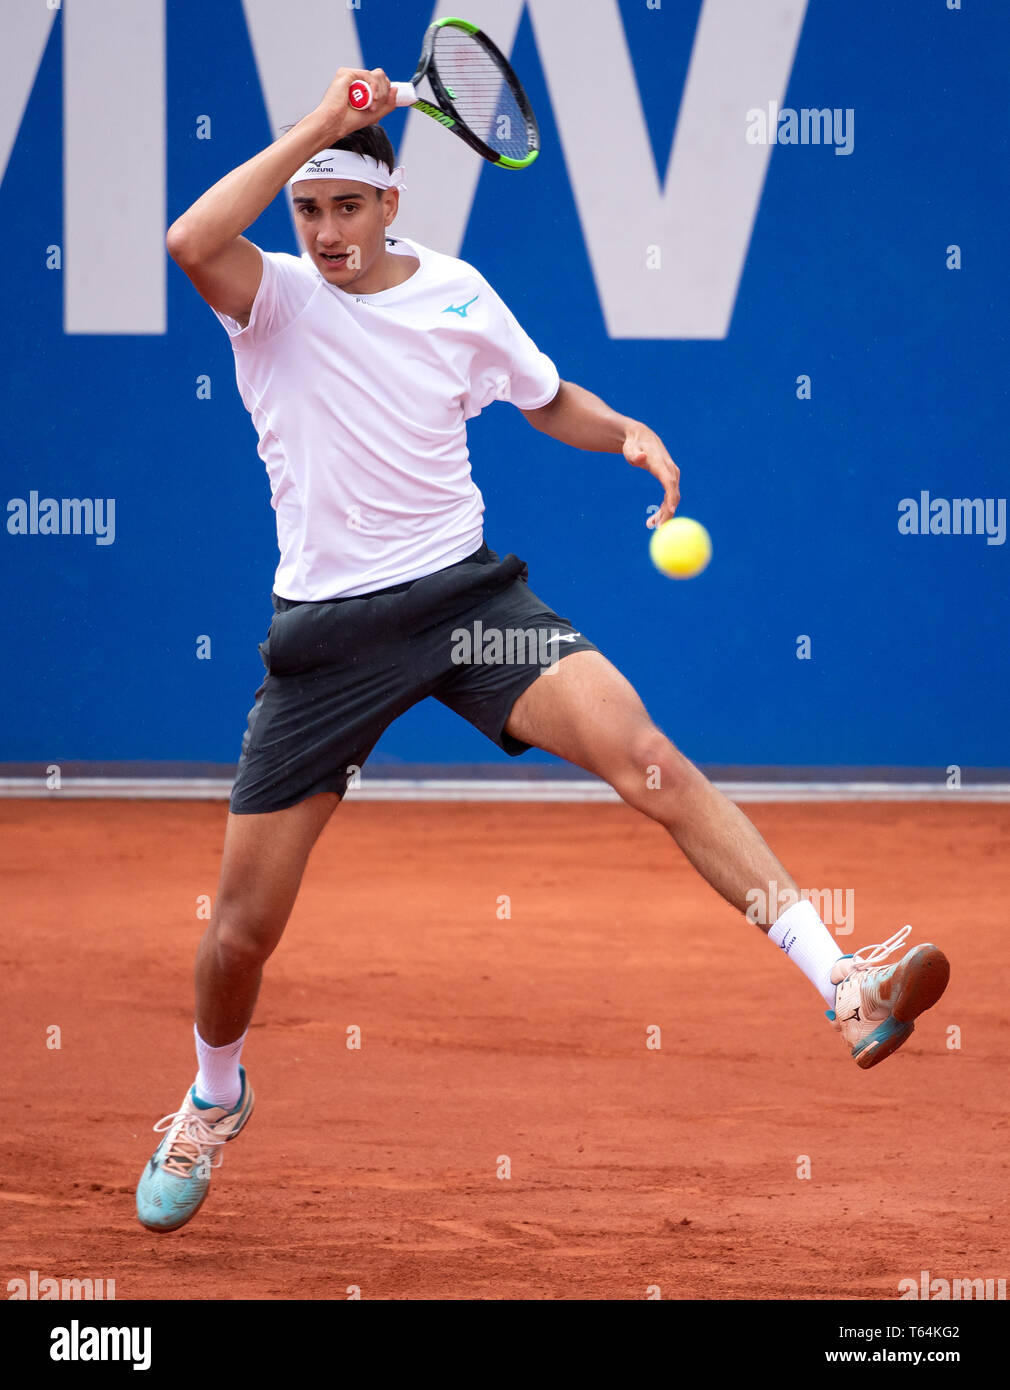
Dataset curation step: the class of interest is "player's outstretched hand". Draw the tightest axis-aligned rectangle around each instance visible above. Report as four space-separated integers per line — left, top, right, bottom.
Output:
315 67 397 142
623 426 681 527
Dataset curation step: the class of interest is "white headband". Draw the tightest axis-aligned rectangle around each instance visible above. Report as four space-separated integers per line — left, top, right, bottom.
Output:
289 150 406 191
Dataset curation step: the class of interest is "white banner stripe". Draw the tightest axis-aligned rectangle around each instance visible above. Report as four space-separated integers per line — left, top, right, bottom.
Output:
0 2 56 191
64 0 166 334
2 779 1008 803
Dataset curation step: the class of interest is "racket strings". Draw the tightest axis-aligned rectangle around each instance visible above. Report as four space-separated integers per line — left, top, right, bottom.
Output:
431 29 530 159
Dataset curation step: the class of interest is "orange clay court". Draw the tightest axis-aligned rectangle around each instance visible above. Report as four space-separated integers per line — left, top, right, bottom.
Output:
3 797 1006 1301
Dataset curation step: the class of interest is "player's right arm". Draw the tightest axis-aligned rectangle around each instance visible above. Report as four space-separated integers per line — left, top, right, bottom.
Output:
166 67 395 326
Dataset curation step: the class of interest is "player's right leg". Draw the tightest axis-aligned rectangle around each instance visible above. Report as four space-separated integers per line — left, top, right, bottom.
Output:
134 544 537 1231
136 793 337 1233
195 794 339 1044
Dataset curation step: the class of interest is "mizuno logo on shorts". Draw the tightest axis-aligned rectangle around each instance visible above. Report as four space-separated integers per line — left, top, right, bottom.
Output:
544 632 580 645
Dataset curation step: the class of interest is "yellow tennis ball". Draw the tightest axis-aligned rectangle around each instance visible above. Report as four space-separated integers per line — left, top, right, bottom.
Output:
649 516 712 579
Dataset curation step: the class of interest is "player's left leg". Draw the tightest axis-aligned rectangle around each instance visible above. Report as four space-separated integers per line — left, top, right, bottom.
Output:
503 650 950 1067
505 649 794 920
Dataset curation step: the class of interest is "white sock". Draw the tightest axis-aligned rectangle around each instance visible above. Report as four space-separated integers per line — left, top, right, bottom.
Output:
193 1025 247 1109
768 899 845 1007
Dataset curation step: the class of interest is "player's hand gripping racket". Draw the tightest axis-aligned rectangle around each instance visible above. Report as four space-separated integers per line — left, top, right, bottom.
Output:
347 16 539 169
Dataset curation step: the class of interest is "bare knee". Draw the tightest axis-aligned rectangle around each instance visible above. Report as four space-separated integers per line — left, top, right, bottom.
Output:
206 900 286 969
612 725 695 817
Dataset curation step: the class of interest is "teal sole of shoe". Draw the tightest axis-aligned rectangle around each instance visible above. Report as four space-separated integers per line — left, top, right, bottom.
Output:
137 1188 210 1235
854 1015 914 1069
854 945 951 1070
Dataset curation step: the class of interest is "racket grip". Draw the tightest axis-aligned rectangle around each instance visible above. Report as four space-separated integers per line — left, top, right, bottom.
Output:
349 79 416 110
348 79 372 110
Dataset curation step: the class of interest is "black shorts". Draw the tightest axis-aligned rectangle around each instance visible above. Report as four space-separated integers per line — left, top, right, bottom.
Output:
229 543 599 814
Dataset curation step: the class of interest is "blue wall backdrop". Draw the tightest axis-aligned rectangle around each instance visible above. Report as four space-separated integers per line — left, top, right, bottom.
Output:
3 0 1007 772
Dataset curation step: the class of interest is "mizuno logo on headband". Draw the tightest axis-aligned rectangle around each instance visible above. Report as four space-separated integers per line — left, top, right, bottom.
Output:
289 151 407 191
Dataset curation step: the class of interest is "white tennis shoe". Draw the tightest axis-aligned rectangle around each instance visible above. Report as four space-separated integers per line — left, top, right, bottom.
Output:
827 925 950 1069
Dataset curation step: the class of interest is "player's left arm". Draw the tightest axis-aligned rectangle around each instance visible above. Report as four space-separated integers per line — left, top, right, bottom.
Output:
521 380 680 527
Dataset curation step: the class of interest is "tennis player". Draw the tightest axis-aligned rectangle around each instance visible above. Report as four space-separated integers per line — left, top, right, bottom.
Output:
136 68 950 1232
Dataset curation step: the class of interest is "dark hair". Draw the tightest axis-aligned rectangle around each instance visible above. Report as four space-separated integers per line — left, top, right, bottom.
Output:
327 124 395 176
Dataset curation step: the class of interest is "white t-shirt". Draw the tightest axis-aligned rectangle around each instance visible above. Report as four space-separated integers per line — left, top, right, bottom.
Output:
213 235 560 599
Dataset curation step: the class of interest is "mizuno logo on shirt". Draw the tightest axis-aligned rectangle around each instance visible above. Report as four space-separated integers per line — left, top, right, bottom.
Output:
442 295 479 318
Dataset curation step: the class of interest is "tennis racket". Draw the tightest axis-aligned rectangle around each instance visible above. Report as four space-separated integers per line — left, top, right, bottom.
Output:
346 16 539 170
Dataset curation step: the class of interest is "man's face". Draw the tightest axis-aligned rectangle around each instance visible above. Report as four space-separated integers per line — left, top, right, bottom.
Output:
292 178 398 292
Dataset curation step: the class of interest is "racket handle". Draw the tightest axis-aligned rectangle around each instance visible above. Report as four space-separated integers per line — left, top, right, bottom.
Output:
348 78 417 110
348 78 372 110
